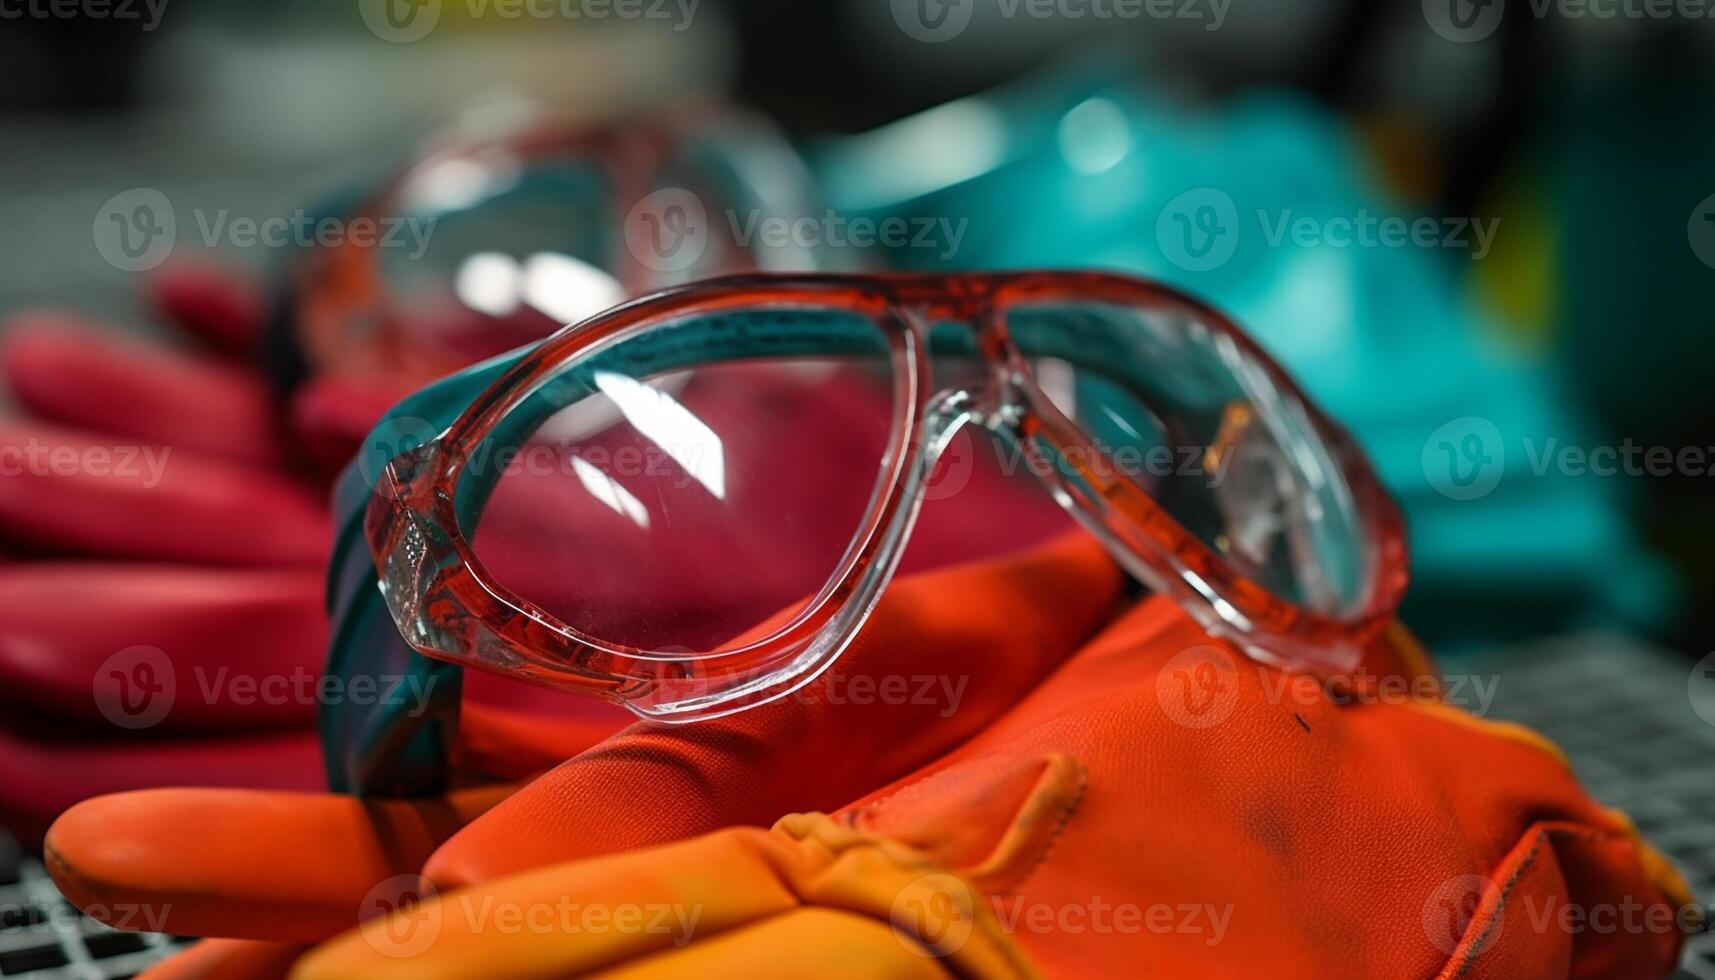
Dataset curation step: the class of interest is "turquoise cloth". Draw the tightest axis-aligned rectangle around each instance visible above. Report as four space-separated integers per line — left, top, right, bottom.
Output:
812 67 1676 646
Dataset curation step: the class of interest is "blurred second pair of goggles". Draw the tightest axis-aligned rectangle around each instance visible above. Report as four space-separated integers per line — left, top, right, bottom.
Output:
326 270 1407 795
266 108 824 395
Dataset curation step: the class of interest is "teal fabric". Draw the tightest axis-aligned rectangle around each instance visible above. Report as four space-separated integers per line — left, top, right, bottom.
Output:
322 353 516 795
811 66 1677 646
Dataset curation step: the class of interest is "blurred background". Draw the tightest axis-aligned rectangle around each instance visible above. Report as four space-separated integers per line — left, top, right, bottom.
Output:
4 0 1713 650
1 0 1714 975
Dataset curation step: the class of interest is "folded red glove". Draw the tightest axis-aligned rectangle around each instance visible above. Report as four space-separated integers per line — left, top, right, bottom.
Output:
0 263 342 841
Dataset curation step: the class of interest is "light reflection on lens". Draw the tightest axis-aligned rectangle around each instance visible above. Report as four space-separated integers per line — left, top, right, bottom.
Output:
591 370 727 500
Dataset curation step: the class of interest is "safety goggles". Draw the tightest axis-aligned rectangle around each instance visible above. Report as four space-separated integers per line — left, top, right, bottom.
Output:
265 110 820 395
324 270 1407 795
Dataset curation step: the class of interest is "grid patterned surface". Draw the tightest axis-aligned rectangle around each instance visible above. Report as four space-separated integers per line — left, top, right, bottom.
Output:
0 838 185 978
0 633 1710 977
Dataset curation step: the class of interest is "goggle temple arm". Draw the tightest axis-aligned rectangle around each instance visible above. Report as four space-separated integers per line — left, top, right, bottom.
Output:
319 349 527 797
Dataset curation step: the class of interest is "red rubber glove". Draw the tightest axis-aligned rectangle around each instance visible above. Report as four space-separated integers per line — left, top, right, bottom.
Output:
0 262 351 842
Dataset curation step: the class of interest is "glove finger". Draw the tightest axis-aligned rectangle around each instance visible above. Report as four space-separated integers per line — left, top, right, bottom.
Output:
296 828 800 979
581 909 955 980
0 422 327 565
138 940 305 980
45 784 516 943
0 563 325 729
423 531 1123 888
0 316 278 466
145 261 265 358
0 721 322 848
298 823 984 980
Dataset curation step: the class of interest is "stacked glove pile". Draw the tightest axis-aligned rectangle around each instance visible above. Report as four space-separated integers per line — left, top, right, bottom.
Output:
0 264 352 843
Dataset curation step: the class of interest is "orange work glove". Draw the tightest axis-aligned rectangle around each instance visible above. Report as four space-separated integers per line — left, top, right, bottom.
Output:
290 595 1696 979
44 533 1125 976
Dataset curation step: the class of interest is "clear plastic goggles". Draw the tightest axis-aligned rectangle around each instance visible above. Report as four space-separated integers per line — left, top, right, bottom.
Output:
360 271 1407 723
